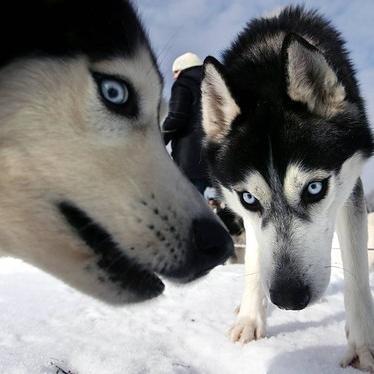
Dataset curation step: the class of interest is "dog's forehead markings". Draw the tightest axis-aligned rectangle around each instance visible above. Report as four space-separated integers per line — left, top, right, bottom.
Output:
92 52 160 87
92 47 162 115
237 171 272 205
283 163 331 205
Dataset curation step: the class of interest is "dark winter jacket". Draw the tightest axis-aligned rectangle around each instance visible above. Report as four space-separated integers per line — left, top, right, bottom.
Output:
162 66 208 181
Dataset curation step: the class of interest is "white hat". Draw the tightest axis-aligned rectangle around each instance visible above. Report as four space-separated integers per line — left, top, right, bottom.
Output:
172 52 202 73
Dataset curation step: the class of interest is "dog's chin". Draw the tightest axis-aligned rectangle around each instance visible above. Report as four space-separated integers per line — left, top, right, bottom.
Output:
309 284 330 306
93 260 166 304
160 250 229 284
308 270 332 306
91 268 165 305
101 259 217 304
58 201 165 303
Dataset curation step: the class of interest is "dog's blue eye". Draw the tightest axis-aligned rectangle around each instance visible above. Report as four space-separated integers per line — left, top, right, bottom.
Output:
307 181 322 195
100 79 129 105
242 192 256 204
239 191 262 212
302 178 329 204
92 72 138 117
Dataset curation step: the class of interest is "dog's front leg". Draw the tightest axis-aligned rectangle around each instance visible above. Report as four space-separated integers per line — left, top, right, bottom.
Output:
336 179 374 372
229 221 267 343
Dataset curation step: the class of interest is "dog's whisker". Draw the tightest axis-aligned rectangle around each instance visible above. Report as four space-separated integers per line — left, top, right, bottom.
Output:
240 271 260 278
127 177 143 197
324 264 374 306
155 30 181 69
324 265 357 280
143 31 181 91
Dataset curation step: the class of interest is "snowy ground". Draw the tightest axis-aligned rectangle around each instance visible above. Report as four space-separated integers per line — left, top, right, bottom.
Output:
0 248 373 374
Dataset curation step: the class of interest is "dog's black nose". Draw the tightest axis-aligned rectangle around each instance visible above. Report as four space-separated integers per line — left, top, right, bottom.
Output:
191 217 234 274
192 217 233 255
270 280 310 310
160 216 234 281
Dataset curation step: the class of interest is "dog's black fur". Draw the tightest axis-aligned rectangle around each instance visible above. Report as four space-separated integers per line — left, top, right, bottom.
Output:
204 6 373 188
0 0 160 77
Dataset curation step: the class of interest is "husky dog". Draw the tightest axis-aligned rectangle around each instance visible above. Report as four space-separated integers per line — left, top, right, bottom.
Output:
0 0 233 304
201 6 374 371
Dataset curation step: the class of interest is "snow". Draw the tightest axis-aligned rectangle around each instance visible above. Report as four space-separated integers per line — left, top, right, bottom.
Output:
0 248 373 374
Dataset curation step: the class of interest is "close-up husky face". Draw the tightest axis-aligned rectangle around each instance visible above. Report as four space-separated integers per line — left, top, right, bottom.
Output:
0 0 233 303
201 34 373 310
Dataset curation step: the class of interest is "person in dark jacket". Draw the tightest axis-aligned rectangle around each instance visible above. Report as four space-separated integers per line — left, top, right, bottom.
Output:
162 52 209 195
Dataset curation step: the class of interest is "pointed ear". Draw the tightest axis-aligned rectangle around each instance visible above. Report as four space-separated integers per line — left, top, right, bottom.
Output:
201 56 240 142
282 33 346 117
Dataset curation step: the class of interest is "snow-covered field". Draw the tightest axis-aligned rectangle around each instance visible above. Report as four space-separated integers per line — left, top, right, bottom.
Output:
0 248 373 374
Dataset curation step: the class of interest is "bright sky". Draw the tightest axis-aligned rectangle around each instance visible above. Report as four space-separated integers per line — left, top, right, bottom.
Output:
136 0 374 193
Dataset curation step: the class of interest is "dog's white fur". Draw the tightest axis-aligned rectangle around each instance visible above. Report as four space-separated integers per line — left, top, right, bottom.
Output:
201 63 240 143
223 153 374 370
202 54 374 370
337 183 374 370
286 38 346 117
0 49 214 302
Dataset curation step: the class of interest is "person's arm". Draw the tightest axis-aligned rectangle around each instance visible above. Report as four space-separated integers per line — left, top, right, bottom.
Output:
162 79 193 145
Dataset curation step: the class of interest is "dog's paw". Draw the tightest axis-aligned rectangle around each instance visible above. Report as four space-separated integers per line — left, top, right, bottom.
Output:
340 344 374 373
341 312 374 372
228 316 266 344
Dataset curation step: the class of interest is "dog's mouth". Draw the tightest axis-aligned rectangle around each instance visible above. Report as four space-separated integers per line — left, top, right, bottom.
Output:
58 201 165 302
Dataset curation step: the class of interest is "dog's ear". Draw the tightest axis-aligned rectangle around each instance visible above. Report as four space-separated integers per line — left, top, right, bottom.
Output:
201 56 240 142
282 33 346 117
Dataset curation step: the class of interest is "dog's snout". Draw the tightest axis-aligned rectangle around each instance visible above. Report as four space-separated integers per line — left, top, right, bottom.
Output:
270 279 311 310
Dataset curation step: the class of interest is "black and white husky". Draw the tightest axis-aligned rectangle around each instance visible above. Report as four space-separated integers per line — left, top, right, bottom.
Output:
201 6 374 371
0 0 233 304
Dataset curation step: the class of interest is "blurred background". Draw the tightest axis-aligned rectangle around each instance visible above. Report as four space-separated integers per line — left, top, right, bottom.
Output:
136 0 374 205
